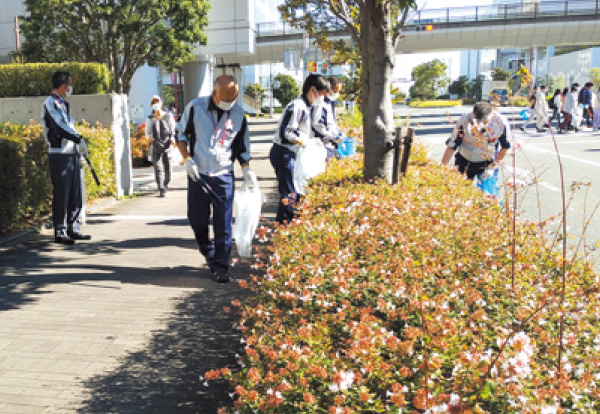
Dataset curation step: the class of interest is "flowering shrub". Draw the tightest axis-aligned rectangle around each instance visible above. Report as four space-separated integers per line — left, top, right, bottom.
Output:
208 144 600 413
130 122 151 167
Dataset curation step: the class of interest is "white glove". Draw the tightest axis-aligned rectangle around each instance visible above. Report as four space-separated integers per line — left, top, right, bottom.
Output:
185 157 200 182
79 154 87 168
79 139 88 156
242 166 259 190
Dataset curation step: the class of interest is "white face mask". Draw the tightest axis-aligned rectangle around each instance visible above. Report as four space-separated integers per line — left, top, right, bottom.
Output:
217 100 234 111
330 92 339 101
313 95 324 106
152 103 162 112
66 85 73 97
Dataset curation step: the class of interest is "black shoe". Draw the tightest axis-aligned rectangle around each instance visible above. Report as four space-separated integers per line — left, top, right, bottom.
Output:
159 189 166 197
212 271 230 283
55 233 75 245
67 231 91 241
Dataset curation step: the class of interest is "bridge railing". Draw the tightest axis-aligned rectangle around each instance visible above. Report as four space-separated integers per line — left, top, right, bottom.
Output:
256 0 600 37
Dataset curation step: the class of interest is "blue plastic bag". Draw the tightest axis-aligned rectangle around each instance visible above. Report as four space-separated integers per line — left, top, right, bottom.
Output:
476 168 500 198
520 109 529 120
337 137 356 159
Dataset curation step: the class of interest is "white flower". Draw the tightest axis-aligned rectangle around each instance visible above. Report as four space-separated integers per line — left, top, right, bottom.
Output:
541 406 558 414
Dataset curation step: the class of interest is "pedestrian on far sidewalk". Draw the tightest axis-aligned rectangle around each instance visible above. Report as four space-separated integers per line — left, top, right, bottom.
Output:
548 88 562 127
42 70 91 245
558 85 579 133
534 85 549 132
177 74 257 283
580 82 594 128
146 95 176 197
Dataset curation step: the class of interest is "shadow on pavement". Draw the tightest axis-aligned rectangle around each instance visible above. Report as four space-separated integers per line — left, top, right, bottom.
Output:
75 277 250 414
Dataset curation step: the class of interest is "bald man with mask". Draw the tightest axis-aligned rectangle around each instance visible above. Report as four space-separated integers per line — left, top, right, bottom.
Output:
177 75 256 283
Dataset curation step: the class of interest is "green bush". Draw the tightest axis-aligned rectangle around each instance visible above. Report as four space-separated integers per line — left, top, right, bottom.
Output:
209 150 600 413
0 63 110 97
0 122 115 235
409 99 462 108
508 97 530 107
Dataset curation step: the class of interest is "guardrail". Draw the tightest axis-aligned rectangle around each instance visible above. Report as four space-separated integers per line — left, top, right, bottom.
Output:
256 0 600 37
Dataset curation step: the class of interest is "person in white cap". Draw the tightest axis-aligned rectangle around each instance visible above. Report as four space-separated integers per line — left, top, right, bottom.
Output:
145 95 176 197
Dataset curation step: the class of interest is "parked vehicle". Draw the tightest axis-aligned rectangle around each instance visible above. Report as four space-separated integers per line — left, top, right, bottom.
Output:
482 80 510 105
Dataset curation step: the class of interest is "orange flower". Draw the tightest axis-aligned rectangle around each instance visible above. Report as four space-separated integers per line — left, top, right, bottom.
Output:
303 392 316 404
204 369 221 380
247 367 261 383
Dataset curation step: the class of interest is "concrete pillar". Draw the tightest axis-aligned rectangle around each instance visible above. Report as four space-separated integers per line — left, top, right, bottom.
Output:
111 94 133 197
182 55 214 104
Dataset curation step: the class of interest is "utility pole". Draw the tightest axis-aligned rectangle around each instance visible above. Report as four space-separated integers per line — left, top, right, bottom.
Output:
303 33 309 80
14 17 20 52
269 62 274 118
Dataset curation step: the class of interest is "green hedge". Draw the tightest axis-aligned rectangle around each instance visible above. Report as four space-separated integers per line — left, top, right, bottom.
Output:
0 122 115 235
409 99 463 108
0 63 110 97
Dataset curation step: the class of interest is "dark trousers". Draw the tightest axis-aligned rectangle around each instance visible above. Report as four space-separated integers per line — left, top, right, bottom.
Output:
187 173 234 274
151 146 171 191
49 153 82 235
269 144 298 224
584 105 593 126
455 152 490 180
559 113 573 131
549 107 561 125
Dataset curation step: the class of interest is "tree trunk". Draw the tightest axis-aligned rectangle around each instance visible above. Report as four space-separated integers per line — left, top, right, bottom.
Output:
360 2 395 182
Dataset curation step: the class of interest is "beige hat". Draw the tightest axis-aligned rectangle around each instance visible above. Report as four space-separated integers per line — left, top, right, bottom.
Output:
150 95 162 104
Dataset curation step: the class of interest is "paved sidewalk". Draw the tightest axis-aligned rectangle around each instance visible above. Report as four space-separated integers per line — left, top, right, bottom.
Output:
0 118 280 414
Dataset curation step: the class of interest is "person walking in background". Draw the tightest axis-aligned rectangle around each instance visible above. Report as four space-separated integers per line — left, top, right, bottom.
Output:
270 73 330 224
42 71 91 245
177 75 256 283
548 88 562 127
311 76 346 162
146 95 176 197
580 82 594 128
519 86 538 132
558 85 579 133
534 85 549 133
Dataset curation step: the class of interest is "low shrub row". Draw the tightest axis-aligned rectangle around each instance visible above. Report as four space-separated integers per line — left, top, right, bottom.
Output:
210 147 600 413
0 63 110 97
507 97 530 107
0 122 115 235
409 100 463 108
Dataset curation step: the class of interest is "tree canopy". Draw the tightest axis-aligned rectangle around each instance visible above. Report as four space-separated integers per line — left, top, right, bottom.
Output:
278 0 417 180
492 67 510 81
448 75 470 98
19 0 210 94
273 74 300 108
410 59 449 100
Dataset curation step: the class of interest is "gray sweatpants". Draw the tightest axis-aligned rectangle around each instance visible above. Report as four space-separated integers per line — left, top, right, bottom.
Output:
152 145 171 192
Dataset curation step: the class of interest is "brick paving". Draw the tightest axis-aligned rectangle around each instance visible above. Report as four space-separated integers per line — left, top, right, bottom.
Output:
0 118 280 414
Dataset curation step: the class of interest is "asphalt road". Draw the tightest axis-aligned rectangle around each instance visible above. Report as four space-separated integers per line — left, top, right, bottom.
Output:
397 105 600 268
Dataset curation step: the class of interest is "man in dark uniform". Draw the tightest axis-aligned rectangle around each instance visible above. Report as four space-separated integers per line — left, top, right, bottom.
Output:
177 75 256 283
42 71 91 244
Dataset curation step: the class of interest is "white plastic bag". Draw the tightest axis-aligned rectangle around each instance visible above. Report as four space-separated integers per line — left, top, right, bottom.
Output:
293 139 327 195
234 181 263 257
168 143 183 164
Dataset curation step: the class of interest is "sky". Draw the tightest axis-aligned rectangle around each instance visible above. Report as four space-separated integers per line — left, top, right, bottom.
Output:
393 0 495 88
